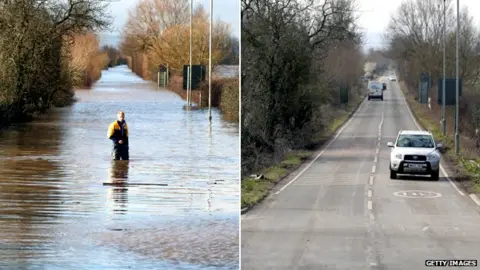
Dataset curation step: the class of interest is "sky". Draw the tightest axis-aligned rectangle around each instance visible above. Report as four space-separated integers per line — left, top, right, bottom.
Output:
100 0 239 47
356 0 480 51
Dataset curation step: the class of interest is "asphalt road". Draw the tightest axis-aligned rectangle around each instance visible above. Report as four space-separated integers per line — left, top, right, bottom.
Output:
241 76 480 270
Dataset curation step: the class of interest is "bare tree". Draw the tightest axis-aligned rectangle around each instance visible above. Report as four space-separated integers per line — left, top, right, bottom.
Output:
241 0 363 175
0 0 112 125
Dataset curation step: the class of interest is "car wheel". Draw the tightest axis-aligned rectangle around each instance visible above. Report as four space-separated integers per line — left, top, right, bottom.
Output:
431 170 439 180
390 168 397 179
381 96 383 101
368 96 371 100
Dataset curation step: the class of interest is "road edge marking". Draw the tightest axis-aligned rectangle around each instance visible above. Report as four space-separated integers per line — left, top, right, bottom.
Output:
274 97 368 195
400 84 466 196
469 194 480 206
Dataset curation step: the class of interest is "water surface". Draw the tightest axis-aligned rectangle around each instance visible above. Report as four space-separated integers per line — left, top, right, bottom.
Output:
0 65 239 269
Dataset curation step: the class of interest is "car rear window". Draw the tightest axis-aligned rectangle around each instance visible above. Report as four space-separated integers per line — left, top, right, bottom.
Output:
368 82 382 89
396 134 434 148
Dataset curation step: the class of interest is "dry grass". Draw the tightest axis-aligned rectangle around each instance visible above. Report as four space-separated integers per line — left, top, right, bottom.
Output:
69 33 110 88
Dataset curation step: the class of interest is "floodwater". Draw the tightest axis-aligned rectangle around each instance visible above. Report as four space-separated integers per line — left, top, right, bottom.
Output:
0 66 239 269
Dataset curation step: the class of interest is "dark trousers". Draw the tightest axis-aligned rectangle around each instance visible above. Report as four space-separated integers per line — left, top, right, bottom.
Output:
112 144 129 160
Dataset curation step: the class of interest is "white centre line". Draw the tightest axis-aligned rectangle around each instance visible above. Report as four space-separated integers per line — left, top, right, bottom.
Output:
369 176 374 185
373 156 377 163
368 189 373 198
371 165 376 174
367 200 373 210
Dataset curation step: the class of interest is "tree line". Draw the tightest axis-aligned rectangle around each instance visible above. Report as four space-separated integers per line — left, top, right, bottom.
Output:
118 0 239 121
119 0 238 80
241 0 366 175
0 0 112 127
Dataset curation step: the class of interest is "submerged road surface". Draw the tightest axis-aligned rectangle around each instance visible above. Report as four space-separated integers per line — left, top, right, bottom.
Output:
241 75 480 269
0 65 239 269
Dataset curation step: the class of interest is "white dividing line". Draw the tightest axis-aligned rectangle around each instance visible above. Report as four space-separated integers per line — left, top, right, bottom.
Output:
373 156 377 163
274 98 368 195
369 176 374 185
469 194 480 206
371 165 376 174
367 200 373 210
401 87 466 196
368 189 373 198
376 149 379 155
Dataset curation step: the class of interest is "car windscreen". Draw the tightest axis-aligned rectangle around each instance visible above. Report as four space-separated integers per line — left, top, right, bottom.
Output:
396 134 434 148
368 83 382 90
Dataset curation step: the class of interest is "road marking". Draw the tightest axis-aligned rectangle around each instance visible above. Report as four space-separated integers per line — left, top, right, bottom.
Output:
367 200 373 210
469 194 480 206
368 189 373 198
274 97 368 194
393 190 442 198
377 137 381 141
371 165 376 173
400 85 465 196
376 149 379 155
423 226 429 231
369 176 374 185
373 156 377 163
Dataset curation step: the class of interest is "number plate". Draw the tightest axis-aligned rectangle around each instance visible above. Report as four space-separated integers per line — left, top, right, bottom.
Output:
408 164 423 168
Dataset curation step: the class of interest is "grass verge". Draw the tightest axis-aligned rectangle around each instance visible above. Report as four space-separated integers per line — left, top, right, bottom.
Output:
241 95 365 211
399 82 480 194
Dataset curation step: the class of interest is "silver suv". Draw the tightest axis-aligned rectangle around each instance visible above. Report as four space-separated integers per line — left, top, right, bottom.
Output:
387 130 443 180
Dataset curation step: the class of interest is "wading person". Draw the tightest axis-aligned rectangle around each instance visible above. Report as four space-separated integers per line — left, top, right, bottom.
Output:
107 111 129 160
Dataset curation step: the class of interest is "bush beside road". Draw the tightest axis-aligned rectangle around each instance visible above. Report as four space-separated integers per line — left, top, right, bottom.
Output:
0 1 112 128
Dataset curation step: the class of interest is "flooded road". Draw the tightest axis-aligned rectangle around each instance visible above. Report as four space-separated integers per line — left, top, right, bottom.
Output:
0 66 239 269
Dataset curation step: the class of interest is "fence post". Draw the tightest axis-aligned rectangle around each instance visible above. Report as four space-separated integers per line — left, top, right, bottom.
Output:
166 64 169 85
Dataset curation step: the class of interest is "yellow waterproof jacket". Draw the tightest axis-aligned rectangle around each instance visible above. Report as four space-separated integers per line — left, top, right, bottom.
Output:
107 120 129 144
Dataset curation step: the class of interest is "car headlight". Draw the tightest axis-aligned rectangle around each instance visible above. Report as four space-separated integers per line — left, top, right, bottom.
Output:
427 154 439 161
394 153 402 159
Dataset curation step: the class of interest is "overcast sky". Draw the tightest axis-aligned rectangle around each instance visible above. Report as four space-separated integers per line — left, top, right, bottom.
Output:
356 0 480 51
102 0 239 39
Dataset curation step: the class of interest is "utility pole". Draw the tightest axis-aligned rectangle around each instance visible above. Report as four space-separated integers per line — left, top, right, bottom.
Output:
188 0 193 107
442 0 446 136
455 0 460 154
208 0 213 121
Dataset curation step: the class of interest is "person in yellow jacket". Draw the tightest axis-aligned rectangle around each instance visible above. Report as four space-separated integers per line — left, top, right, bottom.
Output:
107 111 129 160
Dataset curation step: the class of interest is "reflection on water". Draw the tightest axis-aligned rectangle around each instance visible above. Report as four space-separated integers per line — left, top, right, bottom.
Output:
107 160 130 215
0 65 239 269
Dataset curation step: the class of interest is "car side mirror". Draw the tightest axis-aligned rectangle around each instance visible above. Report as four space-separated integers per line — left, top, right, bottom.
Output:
387 142 394 147
436 143 444 150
